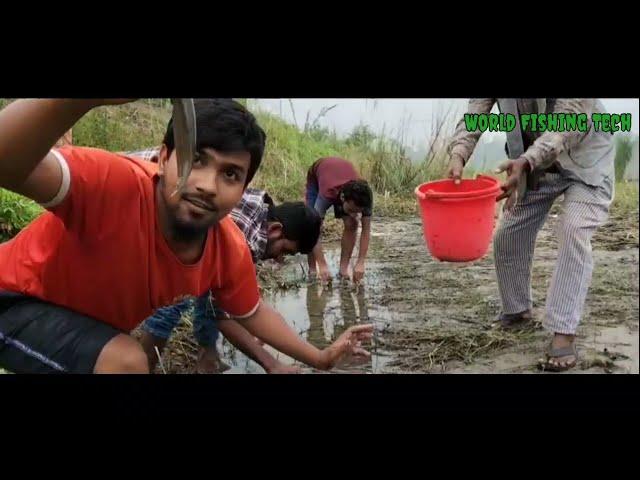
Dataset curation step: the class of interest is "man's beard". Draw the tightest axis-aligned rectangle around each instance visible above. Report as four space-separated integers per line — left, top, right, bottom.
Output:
159 176 214 242
168 215 211 242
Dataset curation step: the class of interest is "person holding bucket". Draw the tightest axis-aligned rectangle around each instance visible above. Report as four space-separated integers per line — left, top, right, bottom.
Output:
446 99 615 372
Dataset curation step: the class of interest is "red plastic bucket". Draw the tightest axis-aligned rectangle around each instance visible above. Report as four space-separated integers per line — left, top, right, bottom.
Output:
415 175 501 262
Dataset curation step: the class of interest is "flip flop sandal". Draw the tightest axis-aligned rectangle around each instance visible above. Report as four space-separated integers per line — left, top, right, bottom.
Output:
538 343 578 372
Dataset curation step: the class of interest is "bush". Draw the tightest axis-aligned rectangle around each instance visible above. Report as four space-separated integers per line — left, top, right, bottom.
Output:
0 189 43 241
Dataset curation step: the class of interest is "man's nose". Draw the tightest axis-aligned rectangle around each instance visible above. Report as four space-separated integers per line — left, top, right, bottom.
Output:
195 169 219 195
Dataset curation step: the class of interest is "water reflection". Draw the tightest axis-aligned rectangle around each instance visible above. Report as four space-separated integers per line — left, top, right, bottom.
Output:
305 281 370 348
221 274 389 374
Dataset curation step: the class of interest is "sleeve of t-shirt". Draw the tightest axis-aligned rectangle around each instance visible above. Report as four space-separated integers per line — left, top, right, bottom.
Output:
213 229 261 319
43 146 143 231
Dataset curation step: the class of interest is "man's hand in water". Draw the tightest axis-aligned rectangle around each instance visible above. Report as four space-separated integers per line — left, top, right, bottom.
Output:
447 154 465 185
318 264 332 284
338 265 350 282
495 158 530 210
353 260 365 283
318 324 374 370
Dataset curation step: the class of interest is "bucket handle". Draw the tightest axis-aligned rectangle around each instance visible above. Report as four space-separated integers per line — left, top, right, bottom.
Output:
423 192 500 202
415 174 501 201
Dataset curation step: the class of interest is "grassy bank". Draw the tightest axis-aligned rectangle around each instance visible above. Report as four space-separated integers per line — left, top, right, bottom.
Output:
0 99 444 237
0 100 172 241
0 99 638 240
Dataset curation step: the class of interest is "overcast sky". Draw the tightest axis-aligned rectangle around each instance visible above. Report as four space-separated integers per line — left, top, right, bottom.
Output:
253 98 639 149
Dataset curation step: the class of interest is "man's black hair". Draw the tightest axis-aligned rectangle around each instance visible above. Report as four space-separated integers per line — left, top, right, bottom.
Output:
163 98 266 185
267 202 322 254
340 179 373 209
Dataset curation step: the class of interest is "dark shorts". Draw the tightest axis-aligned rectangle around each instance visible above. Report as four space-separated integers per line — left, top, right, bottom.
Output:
0 292 121 374
142 292 221 347
305 181 346 219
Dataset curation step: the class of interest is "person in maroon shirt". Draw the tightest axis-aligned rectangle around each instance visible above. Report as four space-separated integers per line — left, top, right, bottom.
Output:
305 157 373 283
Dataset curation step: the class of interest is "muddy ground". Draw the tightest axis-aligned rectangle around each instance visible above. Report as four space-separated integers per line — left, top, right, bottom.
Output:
152 202 639 375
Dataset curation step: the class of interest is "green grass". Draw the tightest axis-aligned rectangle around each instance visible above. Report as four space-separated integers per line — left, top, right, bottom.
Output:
0 100 172 241
0 189 43 242
249 111 346 200
611 181 639 217
73 100 171 152
251 108 448 204
0 99 171 153
2 99 436 206
1 99 638 243
614 133 638 182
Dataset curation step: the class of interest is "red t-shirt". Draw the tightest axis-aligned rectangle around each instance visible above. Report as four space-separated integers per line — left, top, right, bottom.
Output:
0 147 260 332
308 157 360 201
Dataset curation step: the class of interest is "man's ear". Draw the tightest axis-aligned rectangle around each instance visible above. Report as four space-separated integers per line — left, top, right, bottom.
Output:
267 222 283 239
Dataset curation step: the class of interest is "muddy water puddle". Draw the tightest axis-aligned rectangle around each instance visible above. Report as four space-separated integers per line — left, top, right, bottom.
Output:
221 249 395 374
203 214 638 375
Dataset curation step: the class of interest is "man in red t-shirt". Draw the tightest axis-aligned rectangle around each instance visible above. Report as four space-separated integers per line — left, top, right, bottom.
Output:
0 99 372 374
305 157 373 284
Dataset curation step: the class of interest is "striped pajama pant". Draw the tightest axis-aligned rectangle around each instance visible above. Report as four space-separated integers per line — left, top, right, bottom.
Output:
493 172 614 335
